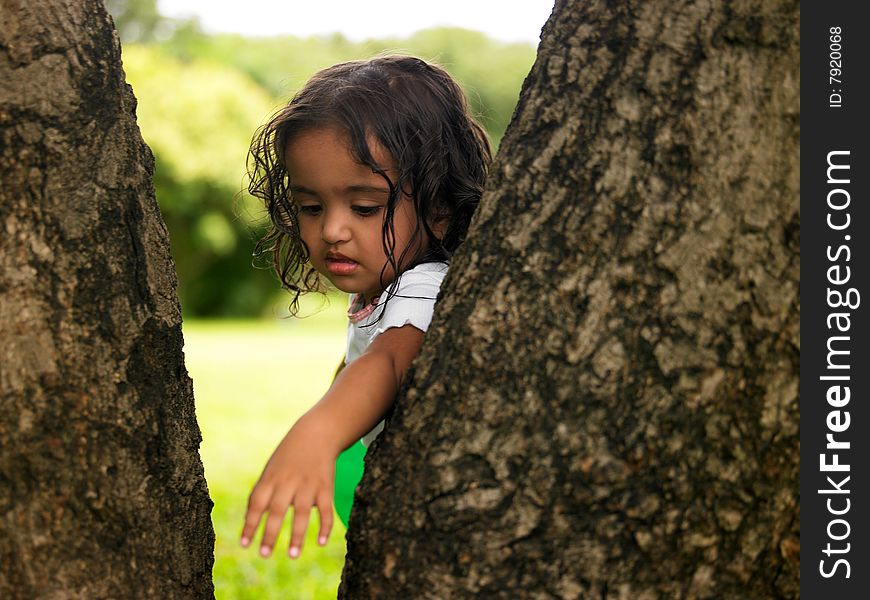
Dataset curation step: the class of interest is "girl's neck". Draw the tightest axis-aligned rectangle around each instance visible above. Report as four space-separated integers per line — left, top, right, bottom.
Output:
361 290 381 305
348 292 380 323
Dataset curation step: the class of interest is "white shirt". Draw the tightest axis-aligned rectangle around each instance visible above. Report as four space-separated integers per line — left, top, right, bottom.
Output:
345 262 448 446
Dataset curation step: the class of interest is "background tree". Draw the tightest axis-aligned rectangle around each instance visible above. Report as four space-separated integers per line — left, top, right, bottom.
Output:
0 1 214 597
103 0 164 43
341 0 799 598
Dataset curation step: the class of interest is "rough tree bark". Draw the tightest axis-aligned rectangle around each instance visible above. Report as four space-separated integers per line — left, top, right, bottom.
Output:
0 1 214 597
341 0 799 598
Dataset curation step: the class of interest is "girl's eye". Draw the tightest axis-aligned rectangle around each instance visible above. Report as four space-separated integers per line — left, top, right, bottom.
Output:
352 205 382 217
298 205 321 216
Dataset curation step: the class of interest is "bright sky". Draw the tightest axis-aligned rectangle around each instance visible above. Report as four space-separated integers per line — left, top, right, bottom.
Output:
157 0 555 45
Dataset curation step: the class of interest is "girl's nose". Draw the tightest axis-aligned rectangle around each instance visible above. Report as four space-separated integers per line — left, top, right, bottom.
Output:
321 209 351 244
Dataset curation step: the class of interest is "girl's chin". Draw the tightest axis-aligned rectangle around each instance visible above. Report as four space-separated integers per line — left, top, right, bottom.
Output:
328 278 382 299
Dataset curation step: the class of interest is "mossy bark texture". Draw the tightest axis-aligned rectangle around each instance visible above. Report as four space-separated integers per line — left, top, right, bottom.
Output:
0 1 214 597
341 0 799 598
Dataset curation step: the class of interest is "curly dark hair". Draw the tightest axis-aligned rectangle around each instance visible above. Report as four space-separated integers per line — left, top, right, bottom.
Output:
248 55 492 315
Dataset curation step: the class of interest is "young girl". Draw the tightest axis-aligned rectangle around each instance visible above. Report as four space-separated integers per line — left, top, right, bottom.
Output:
240 55 491 559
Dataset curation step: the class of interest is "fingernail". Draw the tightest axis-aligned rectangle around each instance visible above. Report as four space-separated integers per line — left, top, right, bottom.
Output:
289 546 300 558
260 546 272 557
318 536 327 545
240 537 250 547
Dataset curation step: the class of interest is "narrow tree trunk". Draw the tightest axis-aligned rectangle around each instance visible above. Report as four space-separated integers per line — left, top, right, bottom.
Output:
0 1 214 597
341 0 799 598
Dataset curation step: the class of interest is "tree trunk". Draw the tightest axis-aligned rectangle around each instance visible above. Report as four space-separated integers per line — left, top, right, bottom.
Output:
0 1 214 597
340 0 799 598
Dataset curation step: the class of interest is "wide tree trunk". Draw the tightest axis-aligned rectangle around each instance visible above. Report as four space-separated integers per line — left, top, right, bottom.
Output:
341 0 799 598
0 1 214 597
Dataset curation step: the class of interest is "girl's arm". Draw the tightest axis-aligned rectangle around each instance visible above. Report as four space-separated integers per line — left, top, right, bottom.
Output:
240 324 424 558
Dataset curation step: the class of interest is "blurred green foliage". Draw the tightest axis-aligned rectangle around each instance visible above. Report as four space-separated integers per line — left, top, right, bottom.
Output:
111 3 537 317
121 45 279 316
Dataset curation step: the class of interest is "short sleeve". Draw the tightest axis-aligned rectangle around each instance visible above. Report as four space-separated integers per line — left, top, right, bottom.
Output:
371 264 446 338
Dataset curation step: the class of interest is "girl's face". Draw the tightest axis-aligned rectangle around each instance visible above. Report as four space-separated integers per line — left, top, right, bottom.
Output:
285 126 425 302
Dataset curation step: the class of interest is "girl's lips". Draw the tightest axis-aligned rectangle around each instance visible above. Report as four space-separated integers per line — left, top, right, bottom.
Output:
325 257 358 275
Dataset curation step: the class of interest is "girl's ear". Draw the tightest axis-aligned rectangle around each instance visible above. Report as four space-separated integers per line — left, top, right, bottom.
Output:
427 203 451 241
429 214 449 241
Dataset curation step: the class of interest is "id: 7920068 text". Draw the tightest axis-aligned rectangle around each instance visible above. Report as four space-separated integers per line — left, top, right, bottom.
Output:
829 26 843 108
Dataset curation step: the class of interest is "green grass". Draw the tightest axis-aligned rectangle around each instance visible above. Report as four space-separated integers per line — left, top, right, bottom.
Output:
183 298 349 599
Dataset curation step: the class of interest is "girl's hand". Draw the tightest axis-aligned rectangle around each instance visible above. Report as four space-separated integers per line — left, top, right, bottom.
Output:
240 416 337 558
240 326 423 558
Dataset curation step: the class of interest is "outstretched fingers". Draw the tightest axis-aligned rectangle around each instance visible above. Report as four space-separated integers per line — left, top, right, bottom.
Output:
242 485 334 559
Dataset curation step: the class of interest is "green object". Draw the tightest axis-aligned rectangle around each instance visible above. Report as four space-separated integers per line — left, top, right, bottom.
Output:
334 440 367 527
